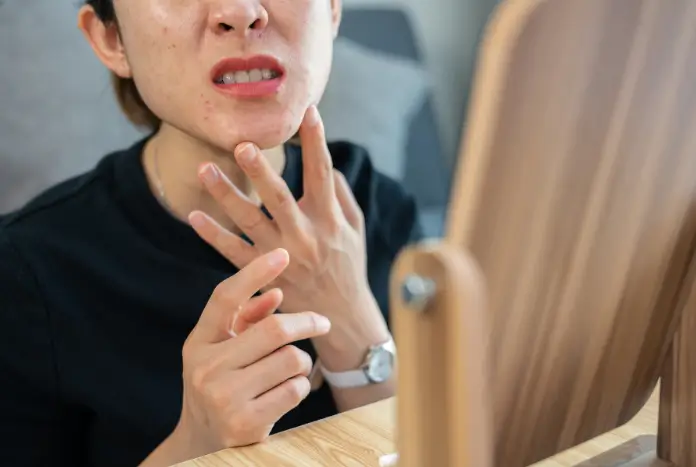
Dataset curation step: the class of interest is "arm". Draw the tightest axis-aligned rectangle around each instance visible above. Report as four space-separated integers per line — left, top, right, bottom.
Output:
314 186 424 412
0 231 84 466
312 293 395 412
188 108 424 415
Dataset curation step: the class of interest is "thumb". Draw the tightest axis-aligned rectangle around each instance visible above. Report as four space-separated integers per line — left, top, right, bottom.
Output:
231 288 284 336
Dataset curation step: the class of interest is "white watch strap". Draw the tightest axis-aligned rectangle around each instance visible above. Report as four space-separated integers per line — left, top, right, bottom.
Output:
320 366 371 388
318 338 396 389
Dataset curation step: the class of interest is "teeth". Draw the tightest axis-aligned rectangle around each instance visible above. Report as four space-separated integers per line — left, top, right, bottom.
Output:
218 68 279 85
249 69 263 82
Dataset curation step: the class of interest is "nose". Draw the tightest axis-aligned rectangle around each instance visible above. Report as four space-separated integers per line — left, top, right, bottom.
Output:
207 1 269 36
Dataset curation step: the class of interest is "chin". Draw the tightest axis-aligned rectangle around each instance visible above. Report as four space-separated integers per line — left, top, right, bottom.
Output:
202 109 302 152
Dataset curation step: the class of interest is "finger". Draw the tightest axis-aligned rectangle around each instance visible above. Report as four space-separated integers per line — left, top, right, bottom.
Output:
192 248 290 344
240 345 313 398
198 162 279 248
189 210 258 269
299 106 338 215
221 311 331 368
234 143 305 235
247 375 311 427
333 170 364 231
232 288 283 336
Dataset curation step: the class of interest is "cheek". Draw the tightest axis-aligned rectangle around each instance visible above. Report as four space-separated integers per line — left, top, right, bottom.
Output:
119 1 197 77
202 98 213 122
279 5 335 99
122 18 196 117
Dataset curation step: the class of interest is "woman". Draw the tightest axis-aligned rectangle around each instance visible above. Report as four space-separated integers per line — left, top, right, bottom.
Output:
0 0 422 466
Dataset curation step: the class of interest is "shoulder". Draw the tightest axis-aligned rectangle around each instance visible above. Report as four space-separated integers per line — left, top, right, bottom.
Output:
1 150 121 236
327 141 424 253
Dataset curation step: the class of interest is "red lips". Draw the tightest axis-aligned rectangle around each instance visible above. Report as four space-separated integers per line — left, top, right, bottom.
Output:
210 55 286 98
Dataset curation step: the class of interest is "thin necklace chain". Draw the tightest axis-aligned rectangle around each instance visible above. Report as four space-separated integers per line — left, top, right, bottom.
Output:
152 143 177 216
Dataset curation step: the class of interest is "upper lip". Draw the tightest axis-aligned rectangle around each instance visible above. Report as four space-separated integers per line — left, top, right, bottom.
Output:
210 55 285 81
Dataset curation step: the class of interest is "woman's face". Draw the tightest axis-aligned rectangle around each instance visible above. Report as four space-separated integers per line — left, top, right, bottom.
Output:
101 0 340 150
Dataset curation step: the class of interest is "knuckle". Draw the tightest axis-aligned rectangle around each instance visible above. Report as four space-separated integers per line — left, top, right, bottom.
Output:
219 190 239 211
324 216 343 236
265 314 292 343
316 158 333 180
284 377 310 405
228 411 257 438
282 345 312 375
238 211 266 233
203 382 229 410
189 365 210 392
211 281 232 305
275 186 295 211
295 238 321 266
188 354 224 393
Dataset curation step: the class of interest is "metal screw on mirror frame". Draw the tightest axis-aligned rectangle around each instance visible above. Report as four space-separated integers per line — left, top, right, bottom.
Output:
401 274 436 312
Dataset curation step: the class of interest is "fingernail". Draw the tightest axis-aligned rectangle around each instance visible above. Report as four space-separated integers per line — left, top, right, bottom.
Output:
267 248 289 267
200 163 219 186
305 106 320 127
235 143 256 164
316 316 331 333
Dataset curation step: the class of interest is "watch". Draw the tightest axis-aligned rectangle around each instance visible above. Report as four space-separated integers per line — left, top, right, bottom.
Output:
318 337 396 388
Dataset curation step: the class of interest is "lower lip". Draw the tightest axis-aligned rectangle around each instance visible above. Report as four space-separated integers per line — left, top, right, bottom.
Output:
212 75 285 98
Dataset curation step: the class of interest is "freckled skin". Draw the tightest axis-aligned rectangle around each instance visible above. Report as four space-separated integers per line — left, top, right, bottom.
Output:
112 0 338 152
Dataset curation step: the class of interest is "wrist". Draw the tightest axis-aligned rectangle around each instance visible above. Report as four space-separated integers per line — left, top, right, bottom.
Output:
312 297 391 371
139 420 197 467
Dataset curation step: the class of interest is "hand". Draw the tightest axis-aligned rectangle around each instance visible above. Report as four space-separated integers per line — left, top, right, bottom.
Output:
173 248 331 459
189 106 390 368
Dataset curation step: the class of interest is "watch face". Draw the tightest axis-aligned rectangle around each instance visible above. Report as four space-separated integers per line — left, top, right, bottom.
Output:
366 348 394 383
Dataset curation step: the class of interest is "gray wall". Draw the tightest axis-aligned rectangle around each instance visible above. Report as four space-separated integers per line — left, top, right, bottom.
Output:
0 0 146 212
344 0 501 162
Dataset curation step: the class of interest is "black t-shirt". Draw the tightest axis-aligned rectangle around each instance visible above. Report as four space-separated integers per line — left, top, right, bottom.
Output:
0 138 422 467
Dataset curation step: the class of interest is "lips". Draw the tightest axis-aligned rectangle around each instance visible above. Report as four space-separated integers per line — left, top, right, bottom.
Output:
211 55 285 86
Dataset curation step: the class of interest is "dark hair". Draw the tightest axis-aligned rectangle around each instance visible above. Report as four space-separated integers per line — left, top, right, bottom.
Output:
85 0 162 131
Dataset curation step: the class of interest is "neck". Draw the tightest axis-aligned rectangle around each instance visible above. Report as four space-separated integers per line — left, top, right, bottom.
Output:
142 123 286 233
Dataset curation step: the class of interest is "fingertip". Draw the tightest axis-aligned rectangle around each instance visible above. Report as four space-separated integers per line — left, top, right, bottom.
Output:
288 375 312 402
188 210 207 229
268 287 284 302
267 248 290 268
235 142 257 164
314 314 331 334
302 105 322 129
198 162 220 187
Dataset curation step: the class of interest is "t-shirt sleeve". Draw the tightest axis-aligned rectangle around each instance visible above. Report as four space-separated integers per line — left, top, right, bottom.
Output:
0 230 83 466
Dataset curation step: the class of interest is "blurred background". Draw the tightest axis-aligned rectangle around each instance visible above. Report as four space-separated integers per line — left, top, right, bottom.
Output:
0 0 501 237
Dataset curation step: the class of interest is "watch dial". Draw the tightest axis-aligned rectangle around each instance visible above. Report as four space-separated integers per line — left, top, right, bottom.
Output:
368 349 394 382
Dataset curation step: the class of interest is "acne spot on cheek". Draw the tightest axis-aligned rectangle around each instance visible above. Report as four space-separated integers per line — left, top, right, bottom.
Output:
202 97 212 121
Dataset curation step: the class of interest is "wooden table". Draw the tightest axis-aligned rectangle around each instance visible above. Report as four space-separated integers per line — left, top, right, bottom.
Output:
175 390 660 467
